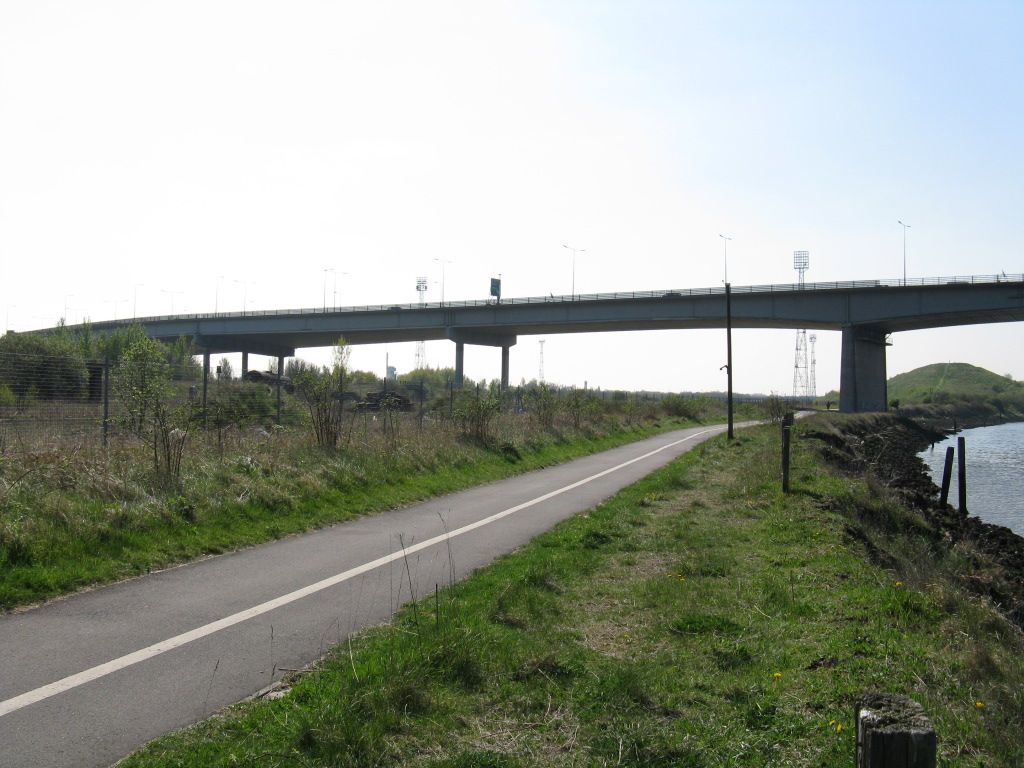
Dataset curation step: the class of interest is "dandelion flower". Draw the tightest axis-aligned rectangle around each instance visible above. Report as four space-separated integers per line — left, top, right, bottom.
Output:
895 581 904 588
975 700 986 710
772 672 783 679
836 724 844 734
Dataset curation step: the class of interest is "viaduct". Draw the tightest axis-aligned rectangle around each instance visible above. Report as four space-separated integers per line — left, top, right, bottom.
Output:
70 274 1024 413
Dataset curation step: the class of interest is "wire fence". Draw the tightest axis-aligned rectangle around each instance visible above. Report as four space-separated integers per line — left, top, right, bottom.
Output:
0 346 807 456
0 352 207 453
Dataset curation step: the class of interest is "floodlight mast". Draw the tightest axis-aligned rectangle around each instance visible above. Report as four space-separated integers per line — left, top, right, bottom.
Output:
414 277 429 369
793 250 810 286
792 251 811 398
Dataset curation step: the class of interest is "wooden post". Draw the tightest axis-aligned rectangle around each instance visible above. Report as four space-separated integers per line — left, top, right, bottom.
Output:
781 425 792 493
938 446 955 506
856 693 936 767
957 436 967 514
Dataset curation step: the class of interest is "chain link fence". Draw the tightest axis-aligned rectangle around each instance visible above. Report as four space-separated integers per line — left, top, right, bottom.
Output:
0 351 208 453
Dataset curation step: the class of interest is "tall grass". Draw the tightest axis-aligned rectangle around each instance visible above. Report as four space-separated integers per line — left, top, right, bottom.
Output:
0 396 753 609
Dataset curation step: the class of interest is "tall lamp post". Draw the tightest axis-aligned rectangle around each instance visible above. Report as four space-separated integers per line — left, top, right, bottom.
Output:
234 279 251 315
898 220 911 285
133 283 144 319
563 244 585 299
722 282 734 440
434 258 453 305
215 275 224 314
718 234 734 439
322 268 336 311
719 234 732 284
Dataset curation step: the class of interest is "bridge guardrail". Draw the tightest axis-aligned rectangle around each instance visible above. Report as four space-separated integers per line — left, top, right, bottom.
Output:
50 273 1024 330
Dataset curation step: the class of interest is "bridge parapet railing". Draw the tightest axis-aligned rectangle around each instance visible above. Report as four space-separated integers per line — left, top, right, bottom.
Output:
63 273 1024 331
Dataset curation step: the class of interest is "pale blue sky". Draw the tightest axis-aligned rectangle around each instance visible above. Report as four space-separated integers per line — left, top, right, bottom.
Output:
1 1 1021 392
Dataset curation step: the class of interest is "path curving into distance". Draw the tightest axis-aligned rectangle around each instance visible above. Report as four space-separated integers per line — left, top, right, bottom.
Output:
0 423 737 768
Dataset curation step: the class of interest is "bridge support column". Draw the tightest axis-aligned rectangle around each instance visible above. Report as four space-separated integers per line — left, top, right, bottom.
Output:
241 352 249 376
454 342 465 389
840 326 889 413
500 345 510 391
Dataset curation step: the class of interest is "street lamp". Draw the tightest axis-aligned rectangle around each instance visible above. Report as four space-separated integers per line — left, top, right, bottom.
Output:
336 271 349 307
133 283 144 318
719 234 732 284
562 244 585 299
215 275 224 314
322 268 335 311
898 220 911 285
234 279 251 315
161 289 182 315
434 258 453 305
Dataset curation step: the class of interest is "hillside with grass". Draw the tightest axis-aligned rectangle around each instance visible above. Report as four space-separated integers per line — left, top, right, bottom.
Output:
888 363 1024 426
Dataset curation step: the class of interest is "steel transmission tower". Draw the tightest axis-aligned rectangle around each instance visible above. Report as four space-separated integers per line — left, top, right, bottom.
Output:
792 251 811 398
414 277 428 370
538 339 546 383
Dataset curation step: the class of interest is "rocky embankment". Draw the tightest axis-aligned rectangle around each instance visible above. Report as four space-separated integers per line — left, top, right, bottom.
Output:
897 401 1024 431
803 413 1024 628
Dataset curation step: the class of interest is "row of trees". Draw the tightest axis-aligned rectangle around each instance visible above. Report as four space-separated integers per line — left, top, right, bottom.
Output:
0 324 198 404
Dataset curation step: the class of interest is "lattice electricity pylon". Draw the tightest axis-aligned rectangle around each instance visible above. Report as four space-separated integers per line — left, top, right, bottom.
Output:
808 334 817 398
792 251 811 397
414 276 428 369
538 339 546 383
793 329 809 398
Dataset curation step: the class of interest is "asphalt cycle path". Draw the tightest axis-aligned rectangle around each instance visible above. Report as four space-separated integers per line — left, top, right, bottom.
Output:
0 423 736 768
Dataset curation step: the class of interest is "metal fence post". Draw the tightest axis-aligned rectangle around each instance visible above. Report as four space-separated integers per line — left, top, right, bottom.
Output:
102 357 110 449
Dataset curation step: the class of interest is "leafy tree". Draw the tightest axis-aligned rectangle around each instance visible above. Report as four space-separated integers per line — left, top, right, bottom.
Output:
0 331 87 402
453 390 501 441
114 337 197 480
216 357 234 381
293 338 350 448
523 384 559 429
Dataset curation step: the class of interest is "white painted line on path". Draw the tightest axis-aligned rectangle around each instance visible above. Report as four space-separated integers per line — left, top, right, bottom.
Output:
0 428 717 718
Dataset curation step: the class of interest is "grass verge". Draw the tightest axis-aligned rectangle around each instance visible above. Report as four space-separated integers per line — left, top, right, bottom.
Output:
0 416 705 610
122 416 1024 767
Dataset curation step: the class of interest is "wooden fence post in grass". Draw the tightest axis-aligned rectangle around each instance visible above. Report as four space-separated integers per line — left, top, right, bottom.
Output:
856 693 936 768
781 425 792 493
938 446 955 506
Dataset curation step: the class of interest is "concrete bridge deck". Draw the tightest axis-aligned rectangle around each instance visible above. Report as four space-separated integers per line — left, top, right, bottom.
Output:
44 274 1024 412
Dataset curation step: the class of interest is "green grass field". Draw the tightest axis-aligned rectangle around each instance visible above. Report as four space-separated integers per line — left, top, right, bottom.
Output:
122 416 1024 767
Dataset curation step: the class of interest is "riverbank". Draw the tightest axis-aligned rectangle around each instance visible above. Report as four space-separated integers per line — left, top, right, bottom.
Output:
803 413 1024 629
897 401 1024 431
121 416 1024 767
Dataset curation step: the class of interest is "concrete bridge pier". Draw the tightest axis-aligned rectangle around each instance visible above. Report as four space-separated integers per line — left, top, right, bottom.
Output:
454 343 465 388
447 329 517 391
839 325 889 413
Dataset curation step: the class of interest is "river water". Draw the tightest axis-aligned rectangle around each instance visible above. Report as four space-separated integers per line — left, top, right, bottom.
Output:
918 421 1024 536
